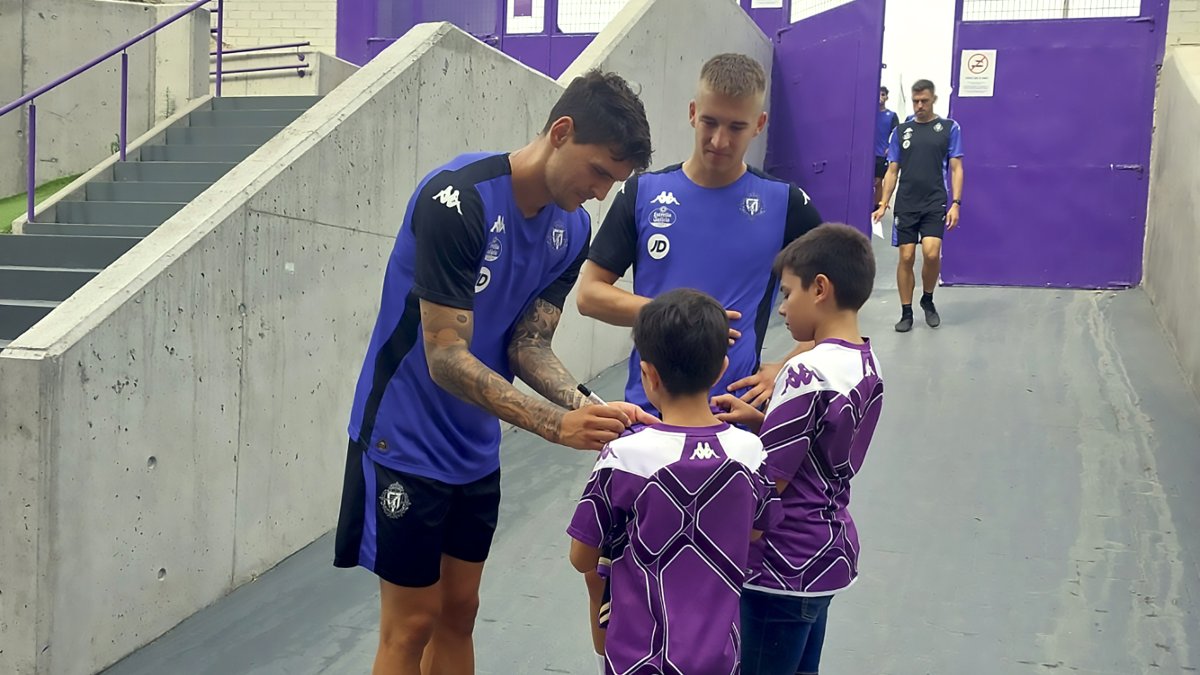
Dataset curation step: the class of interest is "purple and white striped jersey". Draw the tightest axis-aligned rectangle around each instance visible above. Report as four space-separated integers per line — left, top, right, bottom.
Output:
745 338 884 597
568 423 780 675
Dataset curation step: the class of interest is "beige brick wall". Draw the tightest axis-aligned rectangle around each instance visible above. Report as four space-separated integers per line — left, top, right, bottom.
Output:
1168 0 1200 47
213 0 337 53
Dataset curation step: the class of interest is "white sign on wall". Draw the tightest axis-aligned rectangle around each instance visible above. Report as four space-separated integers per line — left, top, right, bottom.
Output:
751 0 784 8
958 49 996 97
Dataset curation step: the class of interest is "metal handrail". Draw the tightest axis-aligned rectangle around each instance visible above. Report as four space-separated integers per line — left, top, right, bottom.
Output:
211 41 310 57
0 0 225 224
212 63 310 76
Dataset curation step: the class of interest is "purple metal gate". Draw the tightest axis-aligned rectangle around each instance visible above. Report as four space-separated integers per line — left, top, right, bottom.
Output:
338 0 504 65
943 0 1169 288
766 1 887 235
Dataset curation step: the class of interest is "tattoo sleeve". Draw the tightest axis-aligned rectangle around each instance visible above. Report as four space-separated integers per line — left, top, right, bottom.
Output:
419 299 565 442
508 298 590 410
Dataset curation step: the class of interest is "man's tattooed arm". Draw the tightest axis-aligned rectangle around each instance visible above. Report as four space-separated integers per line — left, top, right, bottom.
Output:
420 299 565 442
508 298 589 411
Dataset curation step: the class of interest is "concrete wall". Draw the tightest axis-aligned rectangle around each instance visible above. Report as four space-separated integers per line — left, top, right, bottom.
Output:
0 22 565 675
0 1 773 671
1168 0 1200 46
215 49 360 97
216 0 337 53
0 0 208 196
557 0 772 375
1144 46 1200 401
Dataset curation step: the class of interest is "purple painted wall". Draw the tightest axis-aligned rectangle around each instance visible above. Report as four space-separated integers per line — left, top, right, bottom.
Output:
742 1 788 38
944 0 1168 288
503 34 592 78
766 1 886 235
337 0 789 76
338 0 503 65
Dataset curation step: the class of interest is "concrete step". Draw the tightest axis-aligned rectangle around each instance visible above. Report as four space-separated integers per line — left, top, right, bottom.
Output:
87 182 210 203
113 161 236 183
54 201 186 226
0 234 139 268
0 266 99 302
188 108 305 127
23 223 157 238
0 298 58 341
167 126 283 146
210 95 321 110
139 145 259 162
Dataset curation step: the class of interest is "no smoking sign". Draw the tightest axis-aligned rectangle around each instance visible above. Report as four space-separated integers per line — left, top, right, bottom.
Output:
959 49 997 97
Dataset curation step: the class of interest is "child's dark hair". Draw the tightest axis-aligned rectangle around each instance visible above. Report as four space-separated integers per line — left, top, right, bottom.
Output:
773 223 876 310
633 289 728 396
544 69 653 171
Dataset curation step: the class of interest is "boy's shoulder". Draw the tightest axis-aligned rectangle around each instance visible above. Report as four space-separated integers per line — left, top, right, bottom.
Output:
776 340 883 400
596 424 764 477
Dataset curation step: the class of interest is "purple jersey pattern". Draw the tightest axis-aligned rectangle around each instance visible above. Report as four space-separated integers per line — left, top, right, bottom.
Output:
568 423 780 675
746 339 884 597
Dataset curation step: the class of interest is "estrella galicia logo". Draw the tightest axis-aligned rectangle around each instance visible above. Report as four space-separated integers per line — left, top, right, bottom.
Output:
484 236 502 262
649 206 676 228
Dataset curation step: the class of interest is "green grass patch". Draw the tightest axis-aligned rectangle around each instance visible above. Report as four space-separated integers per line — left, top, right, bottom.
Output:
0 174 82 234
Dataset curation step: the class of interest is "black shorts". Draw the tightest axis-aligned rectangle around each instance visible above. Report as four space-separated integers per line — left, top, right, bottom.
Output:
333 440 501 587
892 210 945 246
874 156 888 179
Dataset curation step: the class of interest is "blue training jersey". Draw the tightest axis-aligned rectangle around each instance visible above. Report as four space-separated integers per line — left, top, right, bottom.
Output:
589 165 823 413
875 109 899 157
887 116 964 213
347 153 590 484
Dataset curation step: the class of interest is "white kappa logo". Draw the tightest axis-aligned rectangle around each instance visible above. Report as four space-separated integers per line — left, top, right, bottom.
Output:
490 215 505 233
690 442 717 460
433 186 462 215
650 191 680 205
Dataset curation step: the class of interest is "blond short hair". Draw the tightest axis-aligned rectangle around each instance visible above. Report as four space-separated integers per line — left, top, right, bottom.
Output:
700 53 767 99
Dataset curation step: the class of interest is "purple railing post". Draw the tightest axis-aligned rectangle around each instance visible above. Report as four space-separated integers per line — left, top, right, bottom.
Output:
120 50 129 161
27 102 36 224
215 0 224 96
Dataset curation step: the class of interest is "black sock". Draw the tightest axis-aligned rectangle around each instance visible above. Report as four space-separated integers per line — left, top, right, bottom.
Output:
901 304 913 317
921 292 934 304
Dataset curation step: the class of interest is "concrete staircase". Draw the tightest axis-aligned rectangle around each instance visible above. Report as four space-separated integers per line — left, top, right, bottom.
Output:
0 95 322 350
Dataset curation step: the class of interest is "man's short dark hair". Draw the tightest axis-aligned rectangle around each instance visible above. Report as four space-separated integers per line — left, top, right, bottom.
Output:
633 289 728 397
544 69 653 171
879 86 889 95
912 79 936 94
773 224 876 311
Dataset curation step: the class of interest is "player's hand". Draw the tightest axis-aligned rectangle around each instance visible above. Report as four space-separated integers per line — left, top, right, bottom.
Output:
945 204 960 230
711 394 766 433
608 401 661 427
728 361 783 409
726 309 742 345
558 405 630 450
871 205 887 224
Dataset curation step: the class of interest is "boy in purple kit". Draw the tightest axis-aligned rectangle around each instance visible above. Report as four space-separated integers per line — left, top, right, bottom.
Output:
715 224 884 675
567 289 781 675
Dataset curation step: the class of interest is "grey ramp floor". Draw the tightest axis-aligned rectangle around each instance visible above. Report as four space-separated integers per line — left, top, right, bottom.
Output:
105 251 1200 674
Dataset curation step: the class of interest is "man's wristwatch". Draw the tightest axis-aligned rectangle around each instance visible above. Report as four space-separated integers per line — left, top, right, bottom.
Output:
952 199 962 206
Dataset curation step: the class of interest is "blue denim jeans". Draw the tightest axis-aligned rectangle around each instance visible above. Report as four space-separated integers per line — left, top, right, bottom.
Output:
740 589 833 675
